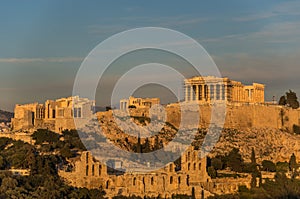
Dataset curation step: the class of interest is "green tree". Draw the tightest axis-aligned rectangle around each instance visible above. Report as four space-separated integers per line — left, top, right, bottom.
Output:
286 90 300 109
276 161 289 173
293 124 300 134
0 177 18 192
289 153 297 169
251 148 256 164
289 153 298 178
60 145 73 158
32 129 60 145
226 148 243 172
207 166 217 179
0 155 6 169
278 95 287 106
262 160 276 172
211 157 223 170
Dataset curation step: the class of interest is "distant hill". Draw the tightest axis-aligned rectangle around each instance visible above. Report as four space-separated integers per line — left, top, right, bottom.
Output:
0 109 14 123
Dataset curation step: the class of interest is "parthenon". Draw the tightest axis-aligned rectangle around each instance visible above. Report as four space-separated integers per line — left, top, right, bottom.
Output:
184 76 265 103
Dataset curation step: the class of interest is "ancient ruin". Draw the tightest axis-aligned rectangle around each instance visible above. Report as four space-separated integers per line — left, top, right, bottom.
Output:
59 147 250 198
184 76 264 103
120 96 160 111
11 96 94 133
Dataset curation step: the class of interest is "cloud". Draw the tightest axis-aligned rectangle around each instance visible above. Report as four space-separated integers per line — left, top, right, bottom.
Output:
88 24 130 35
0 57 84 64
210 51 300 101
87 15 211 35
234 1 300 22
200 20 300 46
213 52 300 88
199 33 247 43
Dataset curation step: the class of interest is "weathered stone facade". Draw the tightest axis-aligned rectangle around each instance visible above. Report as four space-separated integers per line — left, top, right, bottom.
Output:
59 147 251 198
11 96 95 133
184 76 265 103
126 102 300 133
120 96 160 111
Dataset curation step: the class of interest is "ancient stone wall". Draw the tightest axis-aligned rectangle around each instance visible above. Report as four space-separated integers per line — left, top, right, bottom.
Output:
128 103 300 132
11 96 95 133
59 147 253 198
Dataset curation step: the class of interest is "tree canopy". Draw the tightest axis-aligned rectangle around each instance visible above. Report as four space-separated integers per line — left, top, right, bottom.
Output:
279 90 299 109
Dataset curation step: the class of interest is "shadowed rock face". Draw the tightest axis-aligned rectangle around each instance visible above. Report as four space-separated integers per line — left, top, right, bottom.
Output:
208 127 300 163
0 109 13 122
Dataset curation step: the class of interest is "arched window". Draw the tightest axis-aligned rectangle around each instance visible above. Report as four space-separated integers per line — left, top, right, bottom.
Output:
186 175 190 186
187 152 191 161
133 177 136 186
99 165 102 176
170 176 173 184
188 163 191 171
86 165 89 176
86 152 89 164
178 177 181 184
151 177 154 185
106 181 109 189
92 165 95 176
199 163 201 170
193 163 196 170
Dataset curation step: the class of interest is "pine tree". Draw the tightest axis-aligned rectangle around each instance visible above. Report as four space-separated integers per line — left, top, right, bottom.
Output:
286 90 299 109
289 153 297 173
279 96 287 106
137 133 142 153
251 148 256 164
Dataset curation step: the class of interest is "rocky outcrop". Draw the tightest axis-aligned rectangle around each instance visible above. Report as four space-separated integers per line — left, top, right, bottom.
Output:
210 128 300 163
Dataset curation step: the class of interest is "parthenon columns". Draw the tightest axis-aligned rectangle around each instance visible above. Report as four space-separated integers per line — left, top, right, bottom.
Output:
185 83 227 102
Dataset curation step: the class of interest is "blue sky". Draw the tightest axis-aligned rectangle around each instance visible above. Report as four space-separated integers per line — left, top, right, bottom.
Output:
1 0 300 111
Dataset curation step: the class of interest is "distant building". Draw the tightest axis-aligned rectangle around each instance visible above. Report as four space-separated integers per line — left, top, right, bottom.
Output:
11 96 95 133
120 96 160 111
9 168 30 176
184 76 265 103
59 147 215 199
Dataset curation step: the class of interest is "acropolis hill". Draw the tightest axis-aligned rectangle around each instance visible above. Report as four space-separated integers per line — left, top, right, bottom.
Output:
9 76 300 162
11 76 299 133
5 76 300 198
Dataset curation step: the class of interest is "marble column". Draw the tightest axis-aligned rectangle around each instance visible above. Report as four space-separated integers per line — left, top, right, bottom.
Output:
190 85 193 101
204 85 207 101
219 84 223 101
224 84 227 101
196 84 199 101
198 85 202 100
214 84 217 101
201 85 205 101
185 85 188 102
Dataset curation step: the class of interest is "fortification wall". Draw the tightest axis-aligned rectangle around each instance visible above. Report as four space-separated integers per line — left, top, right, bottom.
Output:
127 103 300 132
